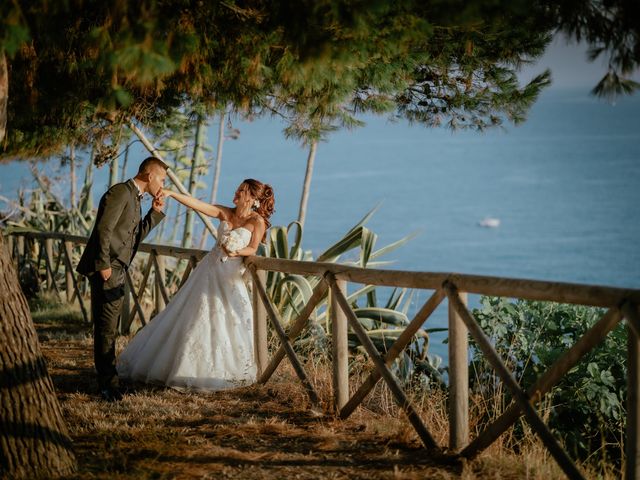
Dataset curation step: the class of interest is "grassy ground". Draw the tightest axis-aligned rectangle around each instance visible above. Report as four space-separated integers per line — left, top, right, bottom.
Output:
30 293 583 479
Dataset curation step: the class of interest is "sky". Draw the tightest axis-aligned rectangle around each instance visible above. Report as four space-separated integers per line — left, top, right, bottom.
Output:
519 35 640 90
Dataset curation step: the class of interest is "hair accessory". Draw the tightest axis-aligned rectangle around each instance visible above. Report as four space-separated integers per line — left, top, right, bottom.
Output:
253 199 260 209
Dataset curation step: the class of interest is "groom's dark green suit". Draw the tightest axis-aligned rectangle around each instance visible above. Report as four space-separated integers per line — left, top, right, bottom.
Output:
78 179 165 391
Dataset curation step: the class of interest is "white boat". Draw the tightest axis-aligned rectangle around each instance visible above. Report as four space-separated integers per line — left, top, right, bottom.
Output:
478 217 501 228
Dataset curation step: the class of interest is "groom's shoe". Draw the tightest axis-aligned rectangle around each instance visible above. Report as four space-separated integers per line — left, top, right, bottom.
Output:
100 387 123 402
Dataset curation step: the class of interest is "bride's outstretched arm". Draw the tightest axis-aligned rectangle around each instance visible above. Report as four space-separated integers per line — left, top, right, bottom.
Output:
163 190 224 218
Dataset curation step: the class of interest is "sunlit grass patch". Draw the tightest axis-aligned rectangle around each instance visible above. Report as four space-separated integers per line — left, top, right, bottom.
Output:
29 292 83 322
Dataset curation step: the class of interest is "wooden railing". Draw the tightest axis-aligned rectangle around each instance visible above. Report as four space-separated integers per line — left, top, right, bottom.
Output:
5 230 207 333
6 230 640 480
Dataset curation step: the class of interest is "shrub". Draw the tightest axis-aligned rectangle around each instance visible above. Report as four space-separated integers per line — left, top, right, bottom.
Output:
469 297 626 471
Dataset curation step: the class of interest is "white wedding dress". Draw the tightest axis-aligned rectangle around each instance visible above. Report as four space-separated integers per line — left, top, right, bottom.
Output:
117 221 257 391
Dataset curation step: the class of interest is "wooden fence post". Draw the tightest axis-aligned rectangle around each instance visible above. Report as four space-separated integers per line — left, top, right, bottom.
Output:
252 269 268 377
449 290 469 451
45 238 54 290
63 241 73 302
331 277 349 413
625 302 640 480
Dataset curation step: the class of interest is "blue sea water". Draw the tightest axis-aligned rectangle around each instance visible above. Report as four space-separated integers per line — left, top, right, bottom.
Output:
1 87 639 361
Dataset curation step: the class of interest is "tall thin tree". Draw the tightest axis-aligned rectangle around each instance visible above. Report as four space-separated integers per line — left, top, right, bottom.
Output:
182 114 205 248
297 140 318 228
0 52 7 143
199 111 226 249
68 143 76 209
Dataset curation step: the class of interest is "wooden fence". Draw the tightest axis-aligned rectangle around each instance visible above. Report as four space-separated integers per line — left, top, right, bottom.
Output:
5 230 207 333
6 230 640 480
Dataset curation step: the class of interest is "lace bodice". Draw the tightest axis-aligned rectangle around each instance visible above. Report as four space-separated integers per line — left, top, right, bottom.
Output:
214 221 252 259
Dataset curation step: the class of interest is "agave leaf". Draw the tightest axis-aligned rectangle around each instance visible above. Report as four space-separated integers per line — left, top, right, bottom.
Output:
369 230 420 261
354 307 408 327
72 207 91 232
364 260 396 268
348 332 396 352
78 180 93 216
423 327 448 334
360 228 377 267
269 226 290 259
365 328 404 338
316 226 363 263
357 317 376 330
348 284 377 302
315 284 376 323
399 289 415 316
277 274 315 324
385 287 405 310
344 203 381 236
286 221 303 259
366 289 377 308
367 328 428 341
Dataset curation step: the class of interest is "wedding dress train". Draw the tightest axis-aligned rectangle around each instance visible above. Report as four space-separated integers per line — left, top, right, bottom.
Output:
117 221 256 391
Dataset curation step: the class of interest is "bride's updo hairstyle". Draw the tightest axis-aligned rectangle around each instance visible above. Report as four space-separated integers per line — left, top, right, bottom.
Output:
243 179 275 240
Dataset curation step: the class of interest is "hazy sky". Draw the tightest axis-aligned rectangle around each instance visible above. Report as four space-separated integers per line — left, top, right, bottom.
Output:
519 35 640 90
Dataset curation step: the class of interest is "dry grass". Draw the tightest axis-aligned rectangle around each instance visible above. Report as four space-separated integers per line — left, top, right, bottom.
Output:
30 296 614 479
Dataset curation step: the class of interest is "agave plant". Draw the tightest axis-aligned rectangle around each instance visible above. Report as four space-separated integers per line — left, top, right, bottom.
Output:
262 206 445 387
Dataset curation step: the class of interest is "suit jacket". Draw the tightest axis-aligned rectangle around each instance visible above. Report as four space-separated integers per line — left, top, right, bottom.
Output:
77 179 165 276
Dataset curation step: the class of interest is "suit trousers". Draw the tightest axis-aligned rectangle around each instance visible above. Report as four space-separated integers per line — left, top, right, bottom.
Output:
89 264 126 390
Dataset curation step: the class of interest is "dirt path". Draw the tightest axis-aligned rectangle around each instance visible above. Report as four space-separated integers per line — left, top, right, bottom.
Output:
37 325 462 479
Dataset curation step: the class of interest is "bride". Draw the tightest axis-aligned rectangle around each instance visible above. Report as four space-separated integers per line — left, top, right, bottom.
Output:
117 179 275 391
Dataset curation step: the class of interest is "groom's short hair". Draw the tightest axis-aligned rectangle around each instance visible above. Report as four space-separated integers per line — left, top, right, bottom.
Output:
138 157 168 174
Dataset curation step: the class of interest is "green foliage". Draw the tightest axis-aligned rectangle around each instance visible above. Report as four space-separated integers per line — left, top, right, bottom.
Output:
2 0 638 157
469 297 626 470
552 0 640 99
1 0 558 157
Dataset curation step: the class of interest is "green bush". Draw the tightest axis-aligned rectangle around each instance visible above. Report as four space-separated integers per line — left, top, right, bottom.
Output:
469 297 626 470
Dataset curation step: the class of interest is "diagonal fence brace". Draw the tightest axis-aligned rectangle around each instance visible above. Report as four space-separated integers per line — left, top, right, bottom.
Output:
259 280 329 384
326 272 440 450
340 288 445 420
249 265 321 407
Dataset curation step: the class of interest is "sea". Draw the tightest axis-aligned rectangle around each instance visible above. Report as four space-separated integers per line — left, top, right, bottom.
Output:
1 87 639 361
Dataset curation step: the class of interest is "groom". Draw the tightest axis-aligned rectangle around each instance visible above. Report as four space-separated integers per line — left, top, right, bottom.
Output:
77 157 168 401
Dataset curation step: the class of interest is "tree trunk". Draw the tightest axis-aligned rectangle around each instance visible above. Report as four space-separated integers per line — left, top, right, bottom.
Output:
0 52 8 143
120 142 130 183
81 144 95 213
69 143 77 209
210 111 225 206
0 234 77 478
298 140 318 228
108 150 119 187
182 115 204 248
198 111 225 249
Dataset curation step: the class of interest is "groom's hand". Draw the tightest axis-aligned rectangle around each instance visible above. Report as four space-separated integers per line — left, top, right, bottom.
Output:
99 267 112 282
152 191 166 212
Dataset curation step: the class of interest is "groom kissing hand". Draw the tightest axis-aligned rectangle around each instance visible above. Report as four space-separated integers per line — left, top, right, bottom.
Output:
77 157 168 402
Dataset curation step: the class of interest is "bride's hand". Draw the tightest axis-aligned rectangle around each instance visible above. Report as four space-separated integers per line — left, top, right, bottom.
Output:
162 188 174 198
